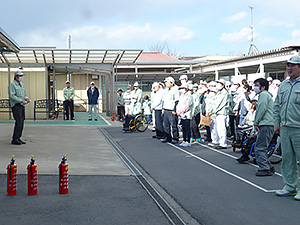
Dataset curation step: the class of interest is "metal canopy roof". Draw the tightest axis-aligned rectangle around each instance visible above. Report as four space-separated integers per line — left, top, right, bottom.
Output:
116 72 214 82
0 48 142 65
0 27 19 53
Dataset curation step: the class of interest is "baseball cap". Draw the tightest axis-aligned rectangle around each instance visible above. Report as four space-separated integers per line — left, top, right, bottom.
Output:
179 75 188 80
208 81 217 87
193 83 199 88
273 79 281 85
159 82 165 88
225 81 232 86
152 82 159 89
267 77 273 81
90 81 95 85
117 88 123 92
164 76 175 83
133 82 139 87
14 70 24 76
65 80 70 84
216 79 226 85
287 56 300 65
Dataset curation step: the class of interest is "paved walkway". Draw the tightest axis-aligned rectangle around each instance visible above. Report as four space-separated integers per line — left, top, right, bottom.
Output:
0 116 170 225
0 124 129 175
0 112 111 126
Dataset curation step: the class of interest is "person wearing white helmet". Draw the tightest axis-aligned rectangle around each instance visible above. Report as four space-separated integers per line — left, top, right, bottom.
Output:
225 81 232 93
123 84 132 115
206 86 218 146
267 77 276 100
212 79 230 149
161 76 180 144
177 83 193 147
9 70 30 145
123 96 142 131
274 56 300 198
132 82 143 104
190 83 202 143
179 74 188 85
87 81 100 121
63 80 75 120
271 79 281 101
151 82 165 139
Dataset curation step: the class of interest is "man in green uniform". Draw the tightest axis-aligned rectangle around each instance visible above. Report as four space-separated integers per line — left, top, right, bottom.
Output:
117 88 125 121
8 71 30 145
252 78 274 176
63 81 75 120
274 56 300 200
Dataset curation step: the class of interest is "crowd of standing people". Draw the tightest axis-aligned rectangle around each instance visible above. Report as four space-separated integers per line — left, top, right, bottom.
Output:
116 56 300 200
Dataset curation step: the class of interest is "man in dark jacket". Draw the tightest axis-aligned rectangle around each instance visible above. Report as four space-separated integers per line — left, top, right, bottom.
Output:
87 81 99 121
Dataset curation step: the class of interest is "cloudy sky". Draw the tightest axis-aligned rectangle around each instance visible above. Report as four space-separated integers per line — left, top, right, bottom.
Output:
1 0 300 56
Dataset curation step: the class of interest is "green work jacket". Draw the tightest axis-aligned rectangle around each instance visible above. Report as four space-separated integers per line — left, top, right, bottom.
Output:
8 80 28 107
254 90 274 126
274 78 300 128
63 87 75 100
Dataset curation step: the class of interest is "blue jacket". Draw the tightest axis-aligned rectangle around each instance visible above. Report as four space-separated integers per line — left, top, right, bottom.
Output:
87 87 99 105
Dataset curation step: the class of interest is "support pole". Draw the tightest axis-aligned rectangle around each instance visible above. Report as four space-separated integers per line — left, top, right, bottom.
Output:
215 69 219 81
260 62 265 78
8 65 11 120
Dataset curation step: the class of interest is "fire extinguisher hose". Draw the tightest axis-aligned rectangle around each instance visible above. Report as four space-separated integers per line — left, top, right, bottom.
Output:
9 164 11 187
30 164 33 187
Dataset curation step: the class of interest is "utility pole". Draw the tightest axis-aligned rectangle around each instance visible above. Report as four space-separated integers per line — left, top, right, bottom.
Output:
245 6 259 56
67 35 71 82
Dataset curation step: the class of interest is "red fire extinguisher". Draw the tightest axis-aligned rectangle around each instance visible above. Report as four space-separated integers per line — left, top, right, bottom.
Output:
111 112 115 121
59 154 68 194
27 154 37 196
7 155 17 196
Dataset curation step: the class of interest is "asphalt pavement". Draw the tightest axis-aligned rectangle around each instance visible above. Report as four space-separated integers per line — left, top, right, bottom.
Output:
104 126 300 225
0 121 170 225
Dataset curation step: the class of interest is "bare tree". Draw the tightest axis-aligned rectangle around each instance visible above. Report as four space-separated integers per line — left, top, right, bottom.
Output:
149 42 183 59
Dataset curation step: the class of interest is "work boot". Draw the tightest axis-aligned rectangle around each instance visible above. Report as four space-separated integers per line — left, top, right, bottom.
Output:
11 140 22 145
19 139 26 144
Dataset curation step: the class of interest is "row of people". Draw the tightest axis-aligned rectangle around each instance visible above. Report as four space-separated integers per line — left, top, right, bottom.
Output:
116 55 300 200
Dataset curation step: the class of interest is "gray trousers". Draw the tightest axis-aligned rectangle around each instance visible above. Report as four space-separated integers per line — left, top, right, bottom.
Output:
163 110 179 141
254 125 274 171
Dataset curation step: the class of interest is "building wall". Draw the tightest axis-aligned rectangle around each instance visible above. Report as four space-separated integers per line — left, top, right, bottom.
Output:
56 73 104 113
0 65 46 120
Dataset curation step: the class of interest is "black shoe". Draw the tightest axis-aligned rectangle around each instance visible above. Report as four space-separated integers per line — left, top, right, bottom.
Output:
236 156 249 164
94 118 98 121
172 139 178 144
88 119 92 121
19 139 26 144
152 136 158 139
152 129 156 132
11 140 22 145
256 169 274 176
215 146 227 149
161 139 171 143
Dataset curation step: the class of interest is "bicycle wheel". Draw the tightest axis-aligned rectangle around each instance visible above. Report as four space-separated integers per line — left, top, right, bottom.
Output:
134 114 149 132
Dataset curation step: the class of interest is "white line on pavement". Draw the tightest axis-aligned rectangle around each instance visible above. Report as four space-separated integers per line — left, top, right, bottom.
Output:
168 143 276 193
99 114 111 125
